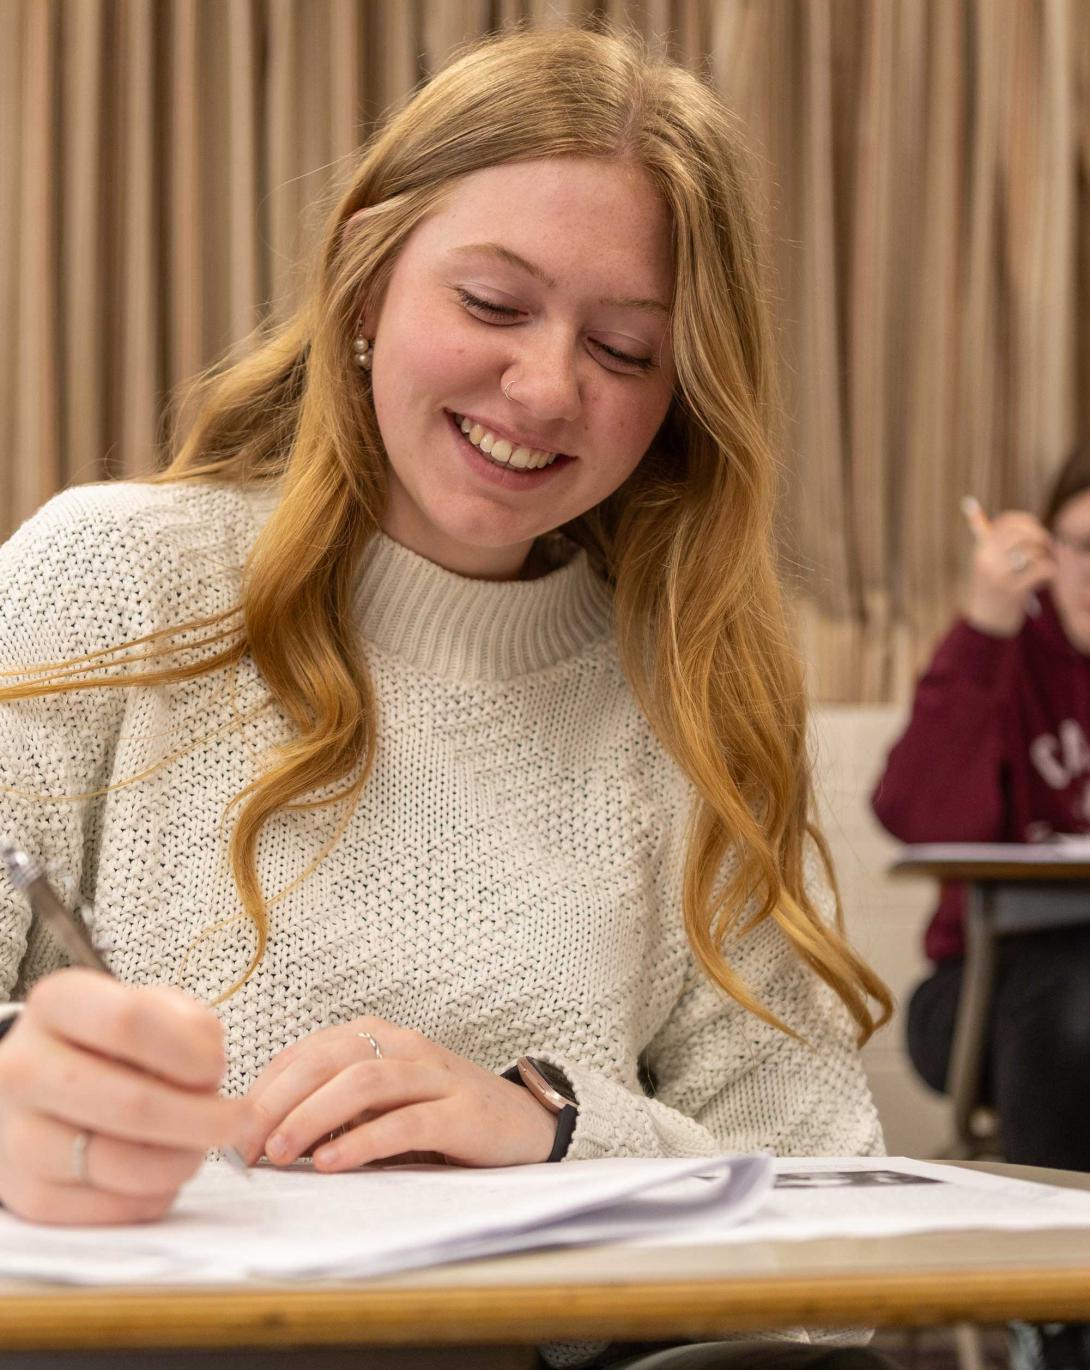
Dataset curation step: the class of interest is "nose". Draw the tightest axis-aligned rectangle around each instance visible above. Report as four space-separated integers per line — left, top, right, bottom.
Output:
503 330 582 423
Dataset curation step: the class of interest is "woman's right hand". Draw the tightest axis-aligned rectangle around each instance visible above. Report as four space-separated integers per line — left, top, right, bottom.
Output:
0 968 249 1225
965 510 1055 637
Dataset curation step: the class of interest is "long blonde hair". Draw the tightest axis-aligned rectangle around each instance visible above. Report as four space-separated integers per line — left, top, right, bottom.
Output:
2 26 890 1040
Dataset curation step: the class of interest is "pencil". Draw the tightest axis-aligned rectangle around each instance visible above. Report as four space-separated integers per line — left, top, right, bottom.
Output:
960 495 1041 618
0 843 250 1177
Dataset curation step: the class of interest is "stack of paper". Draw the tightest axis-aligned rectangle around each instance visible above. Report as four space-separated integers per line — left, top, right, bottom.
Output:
3 1155 1087 1285
0 1153 772 1284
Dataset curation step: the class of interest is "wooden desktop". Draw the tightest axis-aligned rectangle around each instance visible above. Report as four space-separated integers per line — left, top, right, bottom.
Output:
0 1162 1087 1365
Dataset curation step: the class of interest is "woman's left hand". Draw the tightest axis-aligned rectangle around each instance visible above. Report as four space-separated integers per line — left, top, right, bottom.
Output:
236 1018 559 1171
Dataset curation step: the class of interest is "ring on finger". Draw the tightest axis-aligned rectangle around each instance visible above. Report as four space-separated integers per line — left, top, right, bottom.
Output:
323 1032 383 1145
1007 548 1029 573
71 1129 92 1186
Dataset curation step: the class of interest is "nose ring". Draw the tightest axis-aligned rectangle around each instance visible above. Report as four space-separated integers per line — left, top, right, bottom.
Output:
503 380 516 402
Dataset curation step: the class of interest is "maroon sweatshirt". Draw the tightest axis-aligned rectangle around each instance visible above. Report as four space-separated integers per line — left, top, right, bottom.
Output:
871 588 1090 961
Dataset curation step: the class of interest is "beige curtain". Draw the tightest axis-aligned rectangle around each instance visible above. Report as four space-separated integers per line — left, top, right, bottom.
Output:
717 0 1090 700
2 0 1087 701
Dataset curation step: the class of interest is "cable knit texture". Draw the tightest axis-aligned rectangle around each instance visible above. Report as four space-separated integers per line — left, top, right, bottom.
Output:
0 482 882 1365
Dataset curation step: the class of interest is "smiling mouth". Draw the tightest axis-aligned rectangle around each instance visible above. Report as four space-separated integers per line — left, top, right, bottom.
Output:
450 411 568 470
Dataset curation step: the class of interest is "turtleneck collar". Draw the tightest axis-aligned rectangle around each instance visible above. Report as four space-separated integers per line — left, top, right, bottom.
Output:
241 485 613 682
353 530 614 680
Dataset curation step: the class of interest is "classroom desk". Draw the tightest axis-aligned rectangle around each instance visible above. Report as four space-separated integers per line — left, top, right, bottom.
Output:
889 853 1090 1157
0 1162 1088 1367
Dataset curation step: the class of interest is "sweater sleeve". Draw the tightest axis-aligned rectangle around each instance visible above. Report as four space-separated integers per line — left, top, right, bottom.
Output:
537 842 883 1164
0 489 137 998
871 619 1017 843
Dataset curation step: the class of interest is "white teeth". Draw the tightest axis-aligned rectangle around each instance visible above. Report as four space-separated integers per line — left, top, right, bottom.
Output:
454 415 558 470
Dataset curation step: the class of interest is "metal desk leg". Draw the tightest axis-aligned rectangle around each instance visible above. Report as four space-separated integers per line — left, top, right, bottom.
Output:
944 884 998 1158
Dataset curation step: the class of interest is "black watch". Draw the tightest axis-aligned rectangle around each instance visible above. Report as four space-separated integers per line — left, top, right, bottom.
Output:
502 1056 578 1162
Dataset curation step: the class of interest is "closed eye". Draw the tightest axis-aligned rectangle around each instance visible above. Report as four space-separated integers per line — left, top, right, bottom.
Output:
456 287 521 321
454 287 656 374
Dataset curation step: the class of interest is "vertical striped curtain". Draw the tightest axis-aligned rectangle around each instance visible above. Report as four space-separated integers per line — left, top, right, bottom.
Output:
716 0 1090 698
2 0 1087 701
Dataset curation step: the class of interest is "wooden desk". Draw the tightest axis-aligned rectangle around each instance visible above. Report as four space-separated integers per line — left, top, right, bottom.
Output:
0 1163 1088 1366
889 854 1090 1157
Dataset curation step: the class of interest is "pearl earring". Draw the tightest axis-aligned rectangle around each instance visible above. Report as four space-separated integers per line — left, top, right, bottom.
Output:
353 328 372 370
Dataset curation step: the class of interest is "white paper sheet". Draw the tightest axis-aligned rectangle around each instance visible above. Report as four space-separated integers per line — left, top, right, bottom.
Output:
0 1153 772 1285
625 1156 1090 1247
899 840 1090 863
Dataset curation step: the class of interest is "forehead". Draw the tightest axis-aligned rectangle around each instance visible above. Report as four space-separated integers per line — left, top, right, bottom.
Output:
407 156 674 300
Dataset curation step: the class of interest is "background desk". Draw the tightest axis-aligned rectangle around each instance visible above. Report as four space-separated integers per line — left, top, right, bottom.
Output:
0 1163 1088 1367
889 853 1090 1157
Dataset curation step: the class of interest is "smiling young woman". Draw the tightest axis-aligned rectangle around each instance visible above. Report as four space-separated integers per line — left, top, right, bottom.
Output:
0 26 892 1370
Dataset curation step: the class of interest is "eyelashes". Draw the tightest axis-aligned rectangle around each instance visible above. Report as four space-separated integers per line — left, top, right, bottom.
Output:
456 287 519 321
454 287 656 373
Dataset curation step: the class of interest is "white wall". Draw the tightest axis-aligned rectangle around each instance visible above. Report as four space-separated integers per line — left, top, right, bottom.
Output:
810 705 951 1158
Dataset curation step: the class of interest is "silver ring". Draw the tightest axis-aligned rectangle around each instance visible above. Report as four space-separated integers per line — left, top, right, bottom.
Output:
503 380 515 402
1008 548 1029 573
357 1029 382 1060
72 1129 91 1186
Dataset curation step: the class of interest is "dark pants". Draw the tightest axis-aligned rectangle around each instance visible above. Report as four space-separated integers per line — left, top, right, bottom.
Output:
572 1343 899 1369
906 924 1090 1171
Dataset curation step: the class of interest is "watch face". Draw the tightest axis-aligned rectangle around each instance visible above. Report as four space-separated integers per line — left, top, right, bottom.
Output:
529 1059 576 1106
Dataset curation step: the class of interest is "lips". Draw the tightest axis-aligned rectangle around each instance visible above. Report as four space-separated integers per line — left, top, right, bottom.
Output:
445 410 570 462
445 410 576 486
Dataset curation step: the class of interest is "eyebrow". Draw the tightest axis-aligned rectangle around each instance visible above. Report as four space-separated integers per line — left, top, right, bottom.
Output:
448 242 670 316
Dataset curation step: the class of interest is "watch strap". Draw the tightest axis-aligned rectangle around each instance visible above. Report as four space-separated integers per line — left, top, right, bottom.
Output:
0 1003 24 1044
547 1101 578 1162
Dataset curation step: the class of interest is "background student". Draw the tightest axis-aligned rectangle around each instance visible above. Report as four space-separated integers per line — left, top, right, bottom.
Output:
872 446 1090 1173
0 28 892 1370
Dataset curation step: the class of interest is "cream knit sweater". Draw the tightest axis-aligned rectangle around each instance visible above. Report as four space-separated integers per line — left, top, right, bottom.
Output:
0 480 883 1166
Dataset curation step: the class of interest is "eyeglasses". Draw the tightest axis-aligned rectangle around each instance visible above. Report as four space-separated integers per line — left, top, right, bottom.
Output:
1053 532 1090 558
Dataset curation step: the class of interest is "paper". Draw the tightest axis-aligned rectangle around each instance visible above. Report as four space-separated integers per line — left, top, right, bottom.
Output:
898 841 1090 864
5 1155 1083 1285
0 1153 772 1285
625 1156 1090 1247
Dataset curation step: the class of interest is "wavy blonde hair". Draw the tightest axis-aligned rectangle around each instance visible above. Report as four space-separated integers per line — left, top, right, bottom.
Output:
2 26 889 1040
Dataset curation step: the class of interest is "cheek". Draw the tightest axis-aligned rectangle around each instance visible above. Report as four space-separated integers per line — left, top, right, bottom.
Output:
575 394 668 497
372 339 486 452
375 286 485 395
593 388 670 460
382 321 473 394
1058 564 1090 598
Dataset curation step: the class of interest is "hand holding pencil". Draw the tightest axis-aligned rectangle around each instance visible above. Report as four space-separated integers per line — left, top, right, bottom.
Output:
961 496 1052 636
0 845 252 1226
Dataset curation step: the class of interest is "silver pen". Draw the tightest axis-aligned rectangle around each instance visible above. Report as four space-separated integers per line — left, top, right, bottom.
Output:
0 842 250 1177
